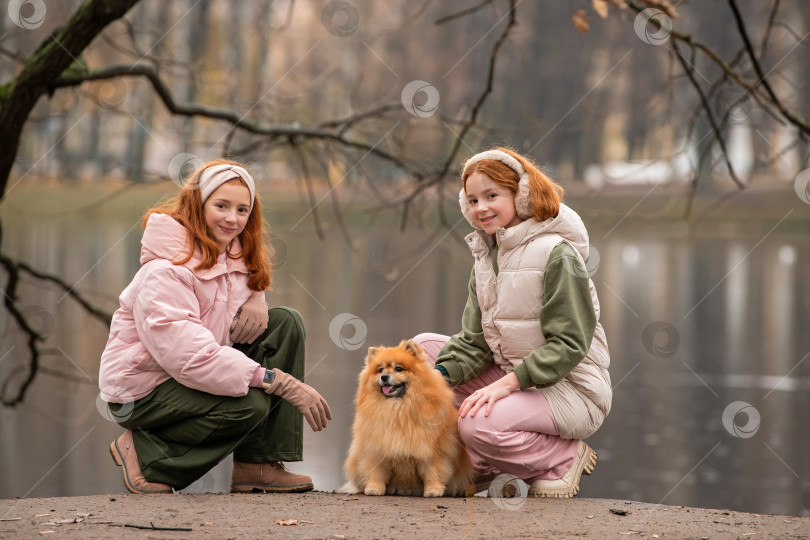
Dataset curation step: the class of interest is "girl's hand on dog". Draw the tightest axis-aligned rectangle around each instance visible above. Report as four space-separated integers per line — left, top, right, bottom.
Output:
458 372 520 418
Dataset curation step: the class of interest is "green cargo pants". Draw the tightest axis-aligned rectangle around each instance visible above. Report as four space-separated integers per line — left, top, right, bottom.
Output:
109 307 305 489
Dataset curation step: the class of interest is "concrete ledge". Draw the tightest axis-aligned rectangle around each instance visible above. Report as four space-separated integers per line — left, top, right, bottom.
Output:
2 492 808 539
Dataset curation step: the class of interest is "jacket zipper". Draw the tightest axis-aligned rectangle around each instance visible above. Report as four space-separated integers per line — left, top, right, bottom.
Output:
225 270 232 335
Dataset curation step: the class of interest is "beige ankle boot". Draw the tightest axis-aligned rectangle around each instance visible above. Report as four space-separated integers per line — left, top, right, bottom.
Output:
528 441 597 498
109 430 172 494
231 461 314 493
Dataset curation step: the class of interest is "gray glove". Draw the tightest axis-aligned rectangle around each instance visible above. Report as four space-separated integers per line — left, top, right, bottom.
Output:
262 369 332 432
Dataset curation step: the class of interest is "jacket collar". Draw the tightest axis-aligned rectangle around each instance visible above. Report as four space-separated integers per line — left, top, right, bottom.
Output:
140 213 249 280
463 204 590 259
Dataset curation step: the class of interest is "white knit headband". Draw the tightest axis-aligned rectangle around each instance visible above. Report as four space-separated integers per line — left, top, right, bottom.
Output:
197 164 256 214
459 150 532 229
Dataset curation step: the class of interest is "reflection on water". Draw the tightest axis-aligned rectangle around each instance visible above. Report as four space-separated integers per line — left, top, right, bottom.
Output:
1 189 808 517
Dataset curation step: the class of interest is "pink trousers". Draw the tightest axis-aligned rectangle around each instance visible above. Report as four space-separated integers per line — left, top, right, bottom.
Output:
414 333 579 482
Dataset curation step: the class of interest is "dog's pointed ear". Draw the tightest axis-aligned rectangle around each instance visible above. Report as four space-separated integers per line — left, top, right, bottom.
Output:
401 339 423 358
365 347 379 365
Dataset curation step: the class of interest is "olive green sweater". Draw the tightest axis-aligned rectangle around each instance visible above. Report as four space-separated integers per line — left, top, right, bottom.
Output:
435 243 596 390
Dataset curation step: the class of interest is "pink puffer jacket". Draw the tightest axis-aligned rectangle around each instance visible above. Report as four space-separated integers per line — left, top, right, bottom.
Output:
98 213 264 403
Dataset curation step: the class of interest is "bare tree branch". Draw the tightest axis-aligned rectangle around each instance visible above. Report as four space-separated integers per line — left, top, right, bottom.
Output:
758 0 781 60
625 0 810 136
0 0 141 197
14 260 112 326
727 0 781 106
0 251 42 406
400 0 518 231
290 143 326 240
47 64 422 179
435 0 495 26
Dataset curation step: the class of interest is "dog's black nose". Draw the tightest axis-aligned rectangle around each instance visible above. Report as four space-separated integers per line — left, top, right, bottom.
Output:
381 374 390 383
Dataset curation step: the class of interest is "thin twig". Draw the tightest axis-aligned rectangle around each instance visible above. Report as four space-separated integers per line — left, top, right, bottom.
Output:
124 522 192 531
727 0 780 105
435 0 494 25
671 41 744 190
290 143 325 240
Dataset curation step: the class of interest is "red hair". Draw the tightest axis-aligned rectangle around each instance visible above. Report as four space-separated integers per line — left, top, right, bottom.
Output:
144 158 273 291
462 147 564 221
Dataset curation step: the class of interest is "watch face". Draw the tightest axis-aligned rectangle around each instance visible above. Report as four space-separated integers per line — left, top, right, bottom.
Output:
263 370 275 384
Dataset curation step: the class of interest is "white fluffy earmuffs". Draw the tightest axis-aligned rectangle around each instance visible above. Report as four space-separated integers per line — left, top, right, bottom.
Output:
458 150 532 229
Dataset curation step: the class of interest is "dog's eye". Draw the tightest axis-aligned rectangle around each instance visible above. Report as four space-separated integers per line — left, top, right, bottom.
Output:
394 366 403 372
378 367 384 373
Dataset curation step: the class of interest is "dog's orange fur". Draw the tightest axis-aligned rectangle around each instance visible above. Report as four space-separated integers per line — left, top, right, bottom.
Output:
341 340 474 497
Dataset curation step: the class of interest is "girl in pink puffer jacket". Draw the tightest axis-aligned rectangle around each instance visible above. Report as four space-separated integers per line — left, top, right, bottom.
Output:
100 159 331 494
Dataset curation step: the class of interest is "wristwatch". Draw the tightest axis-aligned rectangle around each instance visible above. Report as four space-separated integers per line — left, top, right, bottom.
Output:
263 369 276 385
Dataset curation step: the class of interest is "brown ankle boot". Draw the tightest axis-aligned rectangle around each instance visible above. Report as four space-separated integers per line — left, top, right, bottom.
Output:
231 461 314 493
109 430 172 494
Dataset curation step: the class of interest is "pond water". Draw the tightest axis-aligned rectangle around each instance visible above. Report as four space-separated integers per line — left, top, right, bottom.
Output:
1 185 808 517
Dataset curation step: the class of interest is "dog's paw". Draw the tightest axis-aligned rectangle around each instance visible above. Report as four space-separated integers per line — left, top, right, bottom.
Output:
364 483 385 496
337 481 359 494
423 485 446 497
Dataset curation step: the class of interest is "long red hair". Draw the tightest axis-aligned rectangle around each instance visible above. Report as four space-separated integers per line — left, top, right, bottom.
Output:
144 158 273 291
462 147 564 221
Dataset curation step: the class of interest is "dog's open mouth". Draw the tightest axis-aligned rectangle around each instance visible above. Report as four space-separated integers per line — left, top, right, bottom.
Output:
380 383 405 398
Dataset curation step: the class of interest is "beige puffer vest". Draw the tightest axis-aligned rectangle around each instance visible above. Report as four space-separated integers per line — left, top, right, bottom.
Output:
466 204 612 439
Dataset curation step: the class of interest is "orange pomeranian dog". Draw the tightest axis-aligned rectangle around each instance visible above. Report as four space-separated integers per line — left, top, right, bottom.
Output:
339 340 474 497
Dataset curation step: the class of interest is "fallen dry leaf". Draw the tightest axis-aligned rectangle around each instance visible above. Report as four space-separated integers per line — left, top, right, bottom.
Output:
610 508 630 516
335 535 345 539
640 0 678 18
204 522 215 525
619 531 640 536
572 9 591 33
276 519 299 526
0 518 22 522
586 515 594 519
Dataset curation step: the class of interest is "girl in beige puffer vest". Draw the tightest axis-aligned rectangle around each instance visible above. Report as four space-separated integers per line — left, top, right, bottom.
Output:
414 147 611 499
